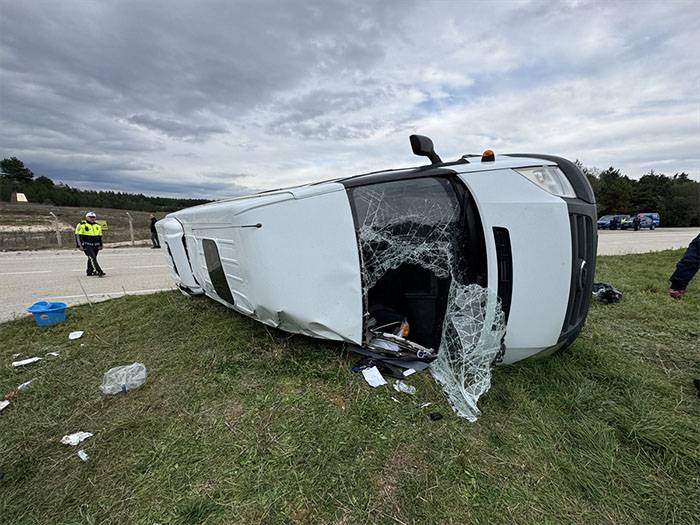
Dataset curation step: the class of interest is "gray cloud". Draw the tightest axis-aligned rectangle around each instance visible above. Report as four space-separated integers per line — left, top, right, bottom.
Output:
126 113 228 141
1 0 698 200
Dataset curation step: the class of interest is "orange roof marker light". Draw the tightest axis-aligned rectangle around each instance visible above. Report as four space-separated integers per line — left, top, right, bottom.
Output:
481 149 495 162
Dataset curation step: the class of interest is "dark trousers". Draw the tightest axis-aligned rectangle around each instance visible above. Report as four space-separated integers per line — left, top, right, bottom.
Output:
84 246 104 275
151 231 160 248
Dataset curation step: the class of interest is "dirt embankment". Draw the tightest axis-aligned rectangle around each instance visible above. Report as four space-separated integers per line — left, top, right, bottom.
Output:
0 202 160 250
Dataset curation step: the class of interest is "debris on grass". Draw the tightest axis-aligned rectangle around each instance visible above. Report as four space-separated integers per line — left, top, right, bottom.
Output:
77 450 89 462
0 400 10 412
12 357 42 368
68 331 84 340
592 282 622 304
428 412 443 421
393 380 416 395
45 352 60 357
17 380 35 392
100 362 147 395
361 366 387 388
4 390 18 402
60 432 93 446
420 402 433 409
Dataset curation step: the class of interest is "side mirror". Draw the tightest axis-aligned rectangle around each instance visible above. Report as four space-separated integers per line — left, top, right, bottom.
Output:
409 134 442 165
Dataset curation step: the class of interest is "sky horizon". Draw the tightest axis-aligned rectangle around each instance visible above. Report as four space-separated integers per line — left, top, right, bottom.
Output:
1 0 699 200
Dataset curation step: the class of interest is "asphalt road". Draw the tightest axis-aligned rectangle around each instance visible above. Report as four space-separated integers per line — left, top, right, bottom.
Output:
597 227 699 255
1 228 698 323
0 247 175 323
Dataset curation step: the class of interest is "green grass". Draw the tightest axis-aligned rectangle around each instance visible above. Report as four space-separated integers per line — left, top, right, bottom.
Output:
1 249 698 524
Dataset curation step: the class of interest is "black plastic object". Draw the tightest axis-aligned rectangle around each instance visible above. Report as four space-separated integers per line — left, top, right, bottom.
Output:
409 134 442 165
202 239 235 305
493 227 513 323
592 282 622 304
428 412 443 421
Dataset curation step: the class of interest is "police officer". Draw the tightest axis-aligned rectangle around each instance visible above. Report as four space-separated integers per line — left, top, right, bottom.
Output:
75 211 106 277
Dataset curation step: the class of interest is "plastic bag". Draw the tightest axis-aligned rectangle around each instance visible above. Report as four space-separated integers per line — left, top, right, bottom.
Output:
100 362 147 395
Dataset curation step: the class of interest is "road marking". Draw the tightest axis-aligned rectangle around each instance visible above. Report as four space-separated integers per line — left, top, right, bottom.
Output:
134 264 168 269
0 252 164 263
70 268 114 272
0 270 52 276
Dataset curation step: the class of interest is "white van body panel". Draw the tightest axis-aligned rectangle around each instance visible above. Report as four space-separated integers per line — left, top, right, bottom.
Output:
457 168 571 364
158 183 364 343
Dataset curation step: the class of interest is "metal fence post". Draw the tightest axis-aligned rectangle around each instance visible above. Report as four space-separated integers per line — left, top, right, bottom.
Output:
49 211 62 248
126 212 135 246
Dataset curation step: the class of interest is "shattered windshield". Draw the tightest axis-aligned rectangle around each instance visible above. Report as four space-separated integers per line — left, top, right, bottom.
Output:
349 177 506 421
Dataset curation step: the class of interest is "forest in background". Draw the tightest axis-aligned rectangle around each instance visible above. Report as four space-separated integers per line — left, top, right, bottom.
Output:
1 156 698 225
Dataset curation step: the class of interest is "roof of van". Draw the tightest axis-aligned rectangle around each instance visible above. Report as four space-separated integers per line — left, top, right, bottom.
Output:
203 154 556 206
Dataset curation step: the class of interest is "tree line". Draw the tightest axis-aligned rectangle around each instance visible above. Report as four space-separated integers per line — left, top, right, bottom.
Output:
0 157 210 212
1 156 698 225
577 162 699 227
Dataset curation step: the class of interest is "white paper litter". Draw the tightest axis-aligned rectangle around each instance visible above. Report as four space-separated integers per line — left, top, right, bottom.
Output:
361 366 387 388
390 396 400 403
77 449 89 462
46 352 60 357
12 353 21 358
60 431 93 446
17 379 35 391
402 368 416 377
68 331 84 340
420 402 433 409
12 357 43 368
393 380 416 395
0 400 10 412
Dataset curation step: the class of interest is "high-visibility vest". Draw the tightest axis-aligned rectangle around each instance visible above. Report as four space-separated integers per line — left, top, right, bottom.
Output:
75 221 103 247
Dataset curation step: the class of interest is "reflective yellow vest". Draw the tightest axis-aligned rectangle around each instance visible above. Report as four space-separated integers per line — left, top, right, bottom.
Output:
75 220 103 247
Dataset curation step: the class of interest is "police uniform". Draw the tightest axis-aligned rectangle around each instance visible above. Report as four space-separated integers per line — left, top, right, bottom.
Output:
75 218 105 276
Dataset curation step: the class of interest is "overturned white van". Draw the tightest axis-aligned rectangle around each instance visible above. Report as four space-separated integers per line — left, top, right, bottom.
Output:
157 136 597 418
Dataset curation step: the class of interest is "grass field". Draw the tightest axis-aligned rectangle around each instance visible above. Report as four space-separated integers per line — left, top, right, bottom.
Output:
0 202 155 250
1 249 698 524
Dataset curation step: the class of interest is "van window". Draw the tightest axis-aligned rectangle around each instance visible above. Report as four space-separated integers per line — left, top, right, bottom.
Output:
349 177 460 230
202 239 235 305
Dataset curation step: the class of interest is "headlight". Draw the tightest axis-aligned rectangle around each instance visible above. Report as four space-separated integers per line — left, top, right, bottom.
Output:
514 166 577 198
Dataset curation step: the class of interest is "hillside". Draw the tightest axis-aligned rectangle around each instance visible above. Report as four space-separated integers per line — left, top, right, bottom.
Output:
0 250 698 523
0 201 164 250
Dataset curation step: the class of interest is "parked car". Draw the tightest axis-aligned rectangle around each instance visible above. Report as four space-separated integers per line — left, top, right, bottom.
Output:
621 214 655 230
597 214 629 230
597 215 613 229
640 212 660 227
157 136 597 366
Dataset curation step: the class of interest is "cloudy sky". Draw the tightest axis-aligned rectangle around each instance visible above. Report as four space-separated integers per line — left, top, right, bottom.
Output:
1 0 699 198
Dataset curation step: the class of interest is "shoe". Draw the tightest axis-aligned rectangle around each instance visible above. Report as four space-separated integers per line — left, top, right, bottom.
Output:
97 273 106 278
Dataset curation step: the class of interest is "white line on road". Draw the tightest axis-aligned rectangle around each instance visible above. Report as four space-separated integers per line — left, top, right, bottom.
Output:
134 265 168 269
0 270 53 276
1 252 164 263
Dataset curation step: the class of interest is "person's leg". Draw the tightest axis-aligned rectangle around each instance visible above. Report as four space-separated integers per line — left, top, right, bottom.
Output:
92 250 105 276
85 246 104 276
151 231 158 248
85 250 94 276
155 232 160 248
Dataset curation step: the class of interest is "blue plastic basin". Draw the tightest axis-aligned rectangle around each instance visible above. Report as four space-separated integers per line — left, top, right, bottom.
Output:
26 301 68 327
